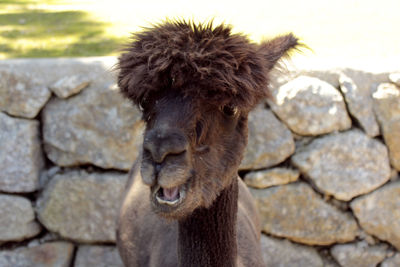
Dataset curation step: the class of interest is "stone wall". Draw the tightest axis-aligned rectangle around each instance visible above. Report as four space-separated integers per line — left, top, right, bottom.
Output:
0 57 399 267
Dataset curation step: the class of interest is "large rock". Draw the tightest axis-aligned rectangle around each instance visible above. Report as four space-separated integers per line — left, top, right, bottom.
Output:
260 235 323 267
42 79 143 171
351 182 400 251
0 70 51 118
382 253 400 267
339 68 390 137
292 130 391 201
250 183 358 245
0 112 43 192
330 241 388 267
74 245 123 267
0 195 41 243
372 83 400 170
37 170 127 243
244 167 299 189
339 73 379 137
240 108 295 170
0 242 74 267
268 76 351 136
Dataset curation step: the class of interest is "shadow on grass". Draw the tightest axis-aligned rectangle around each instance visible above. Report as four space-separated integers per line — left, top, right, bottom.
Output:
0 3 126 57
0 0 37 5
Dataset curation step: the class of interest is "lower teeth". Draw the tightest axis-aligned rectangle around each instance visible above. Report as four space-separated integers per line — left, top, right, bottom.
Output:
156 195 179 205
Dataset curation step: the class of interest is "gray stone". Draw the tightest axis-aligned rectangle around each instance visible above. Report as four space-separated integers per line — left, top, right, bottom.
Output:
351 182 400 251
37 170 127 243
340 68 390 97
49 75 91 98
268 76 351 136
240 108 295 170
269 68 341 90
260 235 323 267
339 68 392 137
389 73 400 86
0 70 51 118
297 69 341 88
74 245 124 267
292 130 391 201
330 241 388 267
381 253 400 267
0 242 74 267
244 167 299 189
339 73 379 137
0 195 41 243
372 83 400 170
42 79 143 171
250 183 358 245
0 57 117 87
0 112 43 192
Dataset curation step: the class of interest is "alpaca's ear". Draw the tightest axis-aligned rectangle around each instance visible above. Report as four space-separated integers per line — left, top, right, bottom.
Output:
259 33 299 71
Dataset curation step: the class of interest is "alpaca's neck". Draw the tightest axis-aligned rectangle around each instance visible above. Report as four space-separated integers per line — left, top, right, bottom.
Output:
178 177 238 267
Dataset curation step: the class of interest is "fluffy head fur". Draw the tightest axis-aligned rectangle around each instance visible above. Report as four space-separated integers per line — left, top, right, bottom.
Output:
118 20 298 111
117 20 299 219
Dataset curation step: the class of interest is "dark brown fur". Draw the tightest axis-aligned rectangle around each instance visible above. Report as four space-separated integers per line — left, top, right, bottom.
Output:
117 20 298 267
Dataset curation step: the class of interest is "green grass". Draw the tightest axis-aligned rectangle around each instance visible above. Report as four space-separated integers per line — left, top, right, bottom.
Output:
0 0 125 58
1 0 399 62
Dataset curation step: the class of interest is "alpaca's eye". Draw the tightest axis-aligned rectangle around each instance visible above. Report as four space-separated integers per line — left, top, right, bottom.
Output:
221 105 238 117
139 98 147 111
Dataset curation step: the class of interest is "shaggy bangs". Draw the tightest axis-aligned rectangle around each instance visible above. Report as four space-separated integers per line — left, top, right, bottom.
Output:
117 20 271 110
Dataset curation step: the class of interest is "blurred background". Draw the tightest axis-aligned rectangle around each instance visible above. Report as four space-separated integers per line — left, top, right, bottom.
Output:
1 1 400 266
1 0 399 69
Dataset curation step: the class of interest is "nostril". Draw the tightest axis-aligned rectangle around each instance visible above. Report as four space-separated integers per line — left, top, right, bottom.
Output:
195 121 203 141
143 130 188 163
142 147 152 160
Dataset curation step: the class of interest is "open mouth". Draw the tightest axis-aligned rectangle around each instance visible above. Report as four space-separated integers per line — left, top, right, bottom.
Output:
153 184 186 206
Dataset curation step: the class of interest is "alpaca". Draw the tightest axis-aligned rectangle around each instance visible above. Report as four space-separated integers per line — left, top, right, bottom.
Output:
116 20 298 267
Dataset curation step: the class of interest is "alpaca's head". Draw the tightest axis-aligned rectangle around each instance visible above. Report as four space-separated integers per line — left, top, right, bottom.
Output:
118 20 298 219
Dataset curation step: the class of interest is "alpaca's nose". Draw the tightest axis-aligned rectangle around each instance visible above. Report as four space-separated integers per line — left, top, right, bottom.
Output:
143 129 188 164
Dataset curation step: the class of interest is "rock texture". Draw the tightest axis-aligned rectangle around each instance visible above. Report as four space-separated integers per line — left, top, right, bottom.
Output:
244 167 299 189
50 75 91 98
381 253 400 267
74 245 124 267
351 182 400 251
389 73 400 86
260 235 323 267
330 241 388 267
268 76 351 135
0 112 43 192
250 183 358 245
372 83 400 170
292 130 391 201
0 70 51 118
37 170 127 243
0 195 41 243
339 73 379 137
42 80 143 171
240 108 295 170
1 58 399 266
0 242 74 267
